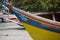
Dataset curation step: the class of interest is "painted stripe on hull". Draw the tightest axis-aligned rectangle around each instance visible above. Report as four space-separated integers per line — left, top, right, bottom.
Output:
21 22 60 33
22 21 60 33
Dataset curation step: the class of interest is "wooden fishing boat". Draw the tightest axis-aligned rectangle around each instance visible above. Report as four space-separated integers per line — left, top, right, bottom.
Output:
2 2 60 40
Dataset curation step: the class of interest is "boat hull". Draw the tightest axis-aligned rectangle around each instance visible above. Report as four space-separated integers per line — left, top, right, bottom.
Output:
3 2 60 40
2 2 60 33
22 22 60 40
8 18 60 40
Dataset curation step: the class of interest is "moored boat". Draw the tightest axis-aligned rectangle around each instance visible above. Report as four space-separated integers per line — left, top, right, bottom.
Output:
2 2 60 33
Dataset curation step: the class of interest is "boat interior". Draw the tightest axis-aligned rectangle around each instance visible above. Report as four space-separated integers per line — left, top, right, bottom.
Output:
38 13 60 22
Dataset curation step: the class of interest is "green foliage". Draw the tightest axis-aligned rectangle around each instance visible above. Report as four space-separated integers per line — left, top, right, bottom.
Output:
0 0 3 9
10 0 60 12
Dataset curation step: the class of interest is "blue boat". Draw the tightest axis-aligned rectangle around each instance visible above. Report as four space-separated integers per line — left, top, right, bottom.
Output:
2 2 60 33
